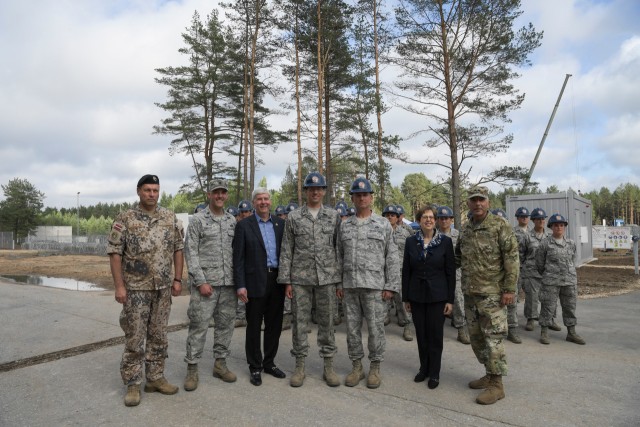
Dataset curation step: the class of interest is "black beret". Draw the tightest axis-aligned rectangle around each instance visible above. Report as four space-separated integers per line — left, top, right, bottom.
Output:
137 174 159 188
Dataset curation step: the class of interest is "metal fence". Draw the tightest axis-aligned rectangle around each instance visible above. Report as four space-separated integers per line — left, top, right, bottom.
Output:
23 234 108 255
0 232 14 249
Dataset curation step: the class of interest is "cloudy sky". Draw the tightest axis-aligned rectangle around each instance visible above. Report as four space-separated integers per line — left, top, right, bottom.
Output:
1 0 639 209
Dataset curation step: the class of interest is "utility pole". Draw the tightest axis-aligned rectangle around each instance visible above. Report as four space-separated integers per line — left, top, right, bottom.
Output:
521 74 572 192
76 192 80 243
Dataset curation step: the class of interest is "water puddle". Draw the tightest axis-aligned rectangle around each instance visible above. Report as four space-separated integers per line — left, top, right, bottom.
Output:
0 275 105 291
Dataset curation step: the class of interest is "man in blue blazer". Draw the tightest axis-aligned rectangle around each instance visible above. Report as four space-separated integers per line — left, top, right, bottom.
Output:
233 188 286 386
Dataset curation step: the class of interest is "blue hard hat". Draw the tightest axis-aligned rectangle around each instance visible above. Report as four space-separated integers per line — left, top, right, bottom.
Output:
238 200 253 212
335 200 348 211
194 203 207 214
491 208 507 218
515 207 530 217
382 205 399 216
336 206 347 217
547 213 568 228
396 205 405 215
274 205 285 215
303 172 327 188
285 202 298 213
530 208 547 220
347 207 356 216
349 177 373 194
436 206 454 218
226 206 239 216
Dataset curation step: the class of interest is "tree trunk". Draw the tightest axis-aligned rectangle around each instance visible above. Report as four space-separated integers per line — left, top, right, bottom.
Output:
295 10 303 206
316 0 324 174
373 0 385 207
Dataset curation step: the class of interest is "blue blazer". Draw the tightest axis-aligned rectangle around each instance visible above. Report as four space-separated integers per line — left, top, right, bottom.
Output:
402 233 456 304
233 214 285 298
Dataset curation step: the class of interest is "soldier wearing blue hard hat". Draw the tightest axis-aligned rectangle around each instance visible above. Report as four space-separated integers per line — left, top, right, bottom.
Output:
274 205 286 219
436 206 454 218
303 171 327 188
336 206 348 219
395 205 414 234
508 206 532 345
530 207 547 220
347 207 356 216
226 206 239 219
237 200 253 220
348 176 374 194
285 202 299 214
536 212 585 345
491 208 507 219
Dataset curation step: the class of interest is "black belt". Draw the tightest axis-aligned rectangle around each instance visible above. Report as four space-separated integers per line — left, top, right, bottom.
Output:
267 267 278 273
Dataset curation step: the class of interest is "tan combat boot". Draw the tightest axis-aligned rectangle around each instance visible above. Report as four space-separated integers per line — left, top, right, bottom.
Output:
402 325 414 341
144 377 179 395
213 359 237 383
525 319 535 331
290 358 305 387
344 359 365 387
366 361 381 389
549 320 562 331
323 357 340 387
457 327 470 345
540 326 550 345
124 384 141 407
566 326 586 345
507 327 522 344
184 364 198 391
476 374 505 405
468 374 491 389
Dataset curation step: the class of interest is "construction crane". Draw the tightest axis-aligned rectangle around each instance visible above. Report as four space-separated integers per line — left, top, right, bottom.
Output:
520 73 572 193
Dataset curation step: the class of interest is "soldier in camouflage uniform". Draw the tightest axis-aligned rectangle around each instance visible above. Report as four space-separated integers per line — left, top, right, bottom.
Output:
436 206 470 345
535 214 585 345
183 178 238 392
278 172 341 387
107 174 184 407
507 207 531 344
455 186 519 405
382 204 413 341
337 177 400 389
396 204 416 235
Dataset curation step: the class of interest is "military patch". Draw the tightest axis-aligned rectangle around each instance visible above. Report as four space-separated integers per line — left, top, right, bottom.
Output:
113 222 124 232
110 230 121 242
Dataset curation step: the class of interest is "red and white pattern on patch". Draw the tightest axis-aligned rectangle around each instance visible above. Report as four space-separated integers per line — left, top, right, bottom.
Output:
113 223 124 232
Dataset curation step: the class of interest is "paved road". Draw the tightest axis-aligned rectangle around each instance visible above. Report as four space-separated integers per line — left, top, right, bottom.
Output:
0 279 638 426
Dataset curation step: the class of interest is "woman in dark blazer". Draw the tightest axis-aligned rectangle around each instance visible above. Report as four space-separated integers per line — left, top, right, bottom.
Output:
402 205 455 389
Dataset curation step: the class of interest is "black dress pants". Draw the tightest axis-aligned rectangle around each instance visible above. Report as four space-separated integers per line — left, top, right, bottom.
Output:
410 300 446 379
245 270 285 371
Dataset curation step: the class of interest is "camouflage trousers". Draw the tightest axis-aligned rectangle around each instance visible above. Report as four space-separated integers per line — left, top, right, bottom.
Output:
119 288 172 385
284 295 292 315
452 277 466 328
387 289 412 326
465 293 508 376
291 284 337 359
506 276 522 328
185 286 237 364
343 288 387 362
539 284 577 327
522 274 542 320
236 300 246 320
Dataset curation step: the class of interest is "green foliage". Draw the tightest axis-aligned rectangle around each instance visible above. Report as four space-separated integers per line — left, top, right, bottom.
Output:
400 173 449 219
0 178 45 239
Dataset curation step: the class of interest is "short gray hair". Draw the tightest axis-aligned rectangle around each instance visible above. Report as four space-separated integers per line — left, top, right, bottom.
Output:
251 187 270 201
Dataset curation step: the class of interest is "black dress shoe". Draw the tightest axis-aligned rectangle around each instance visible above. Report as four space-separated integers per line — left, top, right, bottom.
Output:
414 371 427 383
428 378 440 389
263 366 286 379
250 370 262 386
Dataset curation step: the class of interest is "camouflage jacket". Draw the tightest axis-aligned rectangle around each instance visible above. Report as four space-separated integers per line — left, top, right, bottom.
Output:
107 205 184 291
441 227 461 282
513 226 529 264
455 213 519 295
392 225 412 262
337 213 400 292
185 207 236 288
277 205 341 286
535 235 577 287
520 228 550 279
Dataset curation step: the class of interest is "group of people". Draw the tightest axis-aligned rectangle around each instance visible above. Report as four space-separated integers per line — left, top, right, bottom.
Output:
107 174 584 408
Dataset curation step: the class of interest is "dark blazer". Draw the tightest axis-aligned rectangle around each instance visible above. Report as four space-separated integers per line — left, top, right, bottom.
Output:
402 233 456 304
233 214 285 298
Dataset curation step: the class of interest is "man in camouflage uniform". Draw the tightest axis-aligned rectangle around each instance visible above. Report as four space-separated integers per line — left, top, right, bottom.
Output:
183 178 238 391
278 172 341 387
382 204 413 341
436 206 470 345
234 201 252 327
107 174 184 407
507 207 531 344
455 186 519 405
337 177 400 389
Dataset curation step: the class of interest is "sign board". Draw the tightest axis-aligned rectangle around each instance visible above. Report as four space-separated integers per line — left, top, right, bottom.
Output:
592 226 632 249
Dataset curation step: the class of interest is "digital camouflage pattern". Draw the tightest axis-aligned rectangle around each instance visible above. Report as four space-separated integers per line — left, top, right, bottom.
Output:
107 205 185 291
344 288 387 362
465 294 508 376
520 228 550 320
337 213 400 292
455 213 519 295
185 207 236 288
185 286 237 363
536 235 578 327
277 205 341 286
441 227 465 328
119 288 172 385
507 225 530 328
290 284 337 358
390 225 412 326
